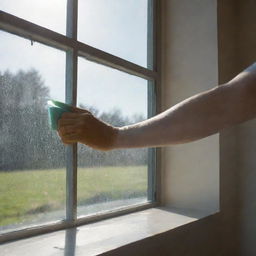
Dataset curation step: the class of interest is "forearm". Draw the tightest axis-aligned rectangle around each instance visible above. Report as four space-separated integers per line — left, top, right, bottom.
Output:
115 65 256 149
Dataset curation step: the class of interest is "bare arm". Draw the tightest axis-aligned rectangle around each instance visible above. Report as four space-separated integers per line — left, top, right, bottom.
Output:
58 63 256 150
116 63 256 148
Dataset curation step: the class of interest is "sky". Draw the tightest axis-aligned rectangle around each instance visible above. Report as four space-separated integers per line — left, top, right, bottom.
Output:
0 0 149 118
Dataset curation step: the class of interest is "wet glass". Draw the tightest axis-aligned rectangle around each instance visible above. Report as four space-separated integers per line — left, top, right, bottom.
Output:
0 31 66 233
78 0 149 68
77 57 149 217
0 0 67 35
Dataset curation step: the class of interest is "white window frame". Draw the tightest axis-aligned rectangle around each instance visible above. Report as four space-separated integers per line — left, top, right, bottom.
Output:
0 0 160 243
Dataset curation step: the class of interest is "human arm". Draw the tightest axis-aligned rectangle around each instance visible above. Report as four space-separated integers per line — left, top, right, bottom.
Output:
58 63 256 150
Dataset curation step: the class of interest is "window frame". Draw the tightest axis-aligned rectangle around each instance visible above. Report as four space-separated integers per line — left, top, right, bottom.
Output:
0 0 160 243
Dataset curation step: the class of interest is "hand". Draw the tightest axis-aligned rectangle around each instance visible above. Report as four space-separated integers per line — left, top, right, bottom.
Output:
57 107 118 151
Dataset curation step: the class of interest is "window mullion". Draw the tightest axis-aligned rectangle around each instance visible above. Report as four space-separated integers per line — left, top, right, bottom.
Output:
147 0 157 202
65 0 78 222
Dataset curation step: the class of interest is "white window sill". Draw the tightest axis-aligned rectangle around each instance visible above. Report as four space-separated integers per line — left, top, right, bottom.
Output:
1 207 216 256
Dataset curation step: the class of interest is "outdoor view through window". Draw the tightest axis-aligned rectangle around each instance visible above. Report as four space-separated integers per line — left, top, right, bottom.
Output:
0 31 66 233
0 0 155 236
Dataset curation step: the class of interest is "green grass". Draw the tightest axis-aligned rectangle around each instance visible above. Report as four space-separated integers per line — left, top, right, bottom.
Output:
0 166 147 227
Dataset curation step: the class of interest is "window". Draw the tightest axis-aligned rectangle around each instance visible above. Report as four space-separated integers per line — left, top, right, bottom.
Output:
0 0 158 242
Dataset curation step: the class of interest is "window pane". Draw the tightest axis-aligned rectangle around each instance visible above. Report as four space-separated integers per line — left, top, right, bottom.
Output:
78 0 150 68
0 31 66 233
77 58 149 216
0 0 67 34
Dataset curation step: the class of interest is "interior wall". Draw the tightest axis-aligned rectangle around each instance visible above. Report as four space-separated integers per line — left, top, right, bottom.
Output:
218 0 256 255
217 0 241 254
160 0 219 215
234 0 256 255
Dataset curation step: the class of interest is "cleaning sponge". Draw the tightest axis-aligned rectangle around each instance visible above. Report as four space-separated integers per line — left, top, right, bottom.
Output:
47 100 72 130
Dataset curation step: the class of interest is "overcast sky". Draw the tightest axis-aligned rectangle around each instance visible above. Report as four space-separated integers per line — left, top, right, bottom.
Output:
0 0 149 118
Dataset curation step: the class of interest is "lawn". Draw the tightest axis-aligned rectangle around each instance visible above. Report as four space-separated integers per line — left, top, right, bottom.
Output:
0 166 147 228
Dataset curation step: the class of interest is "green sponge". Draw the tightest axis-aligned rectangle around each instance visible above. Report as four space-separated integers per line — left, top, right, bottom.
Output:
47 100 72 130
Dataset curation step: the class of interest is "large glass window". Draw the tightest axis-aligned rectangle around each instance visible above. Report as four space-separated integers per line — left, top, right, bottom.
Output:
0 31 66 233
0 0 157 241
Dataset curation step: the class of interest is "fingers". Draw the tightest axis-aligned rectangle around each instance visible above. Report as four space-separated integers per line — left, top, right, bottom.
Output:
62 134 78 143
60 112 91 120
71 106 91 114
58 125 74 135
58 112 91 128
61 112 80 118
58 129 79 145
61 139 74 145
58 119 75 126
62 139 75 145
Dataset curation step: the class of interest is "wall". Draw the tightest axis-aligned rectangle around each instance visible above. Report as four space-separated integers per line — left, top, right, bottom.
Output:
217 0 256 255
160 0 219 214
233 0 256 255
